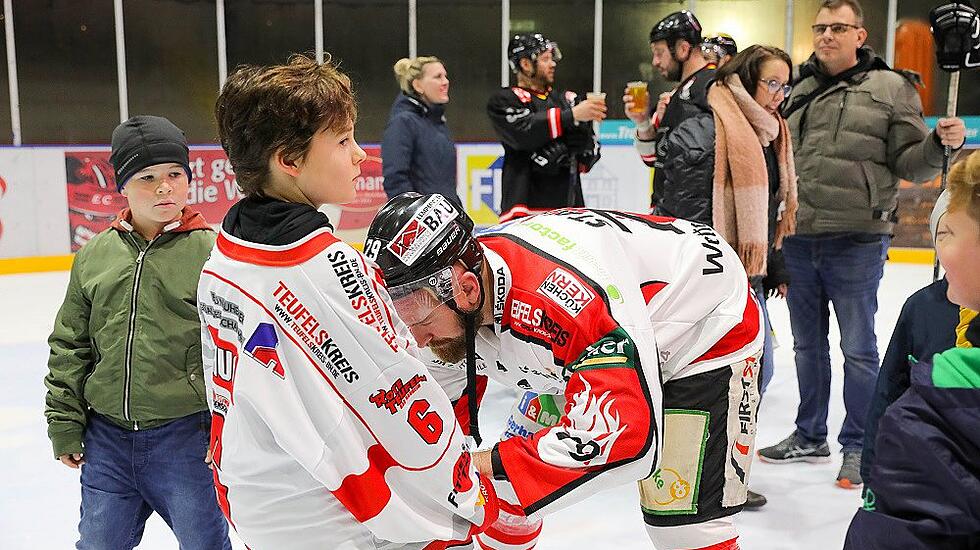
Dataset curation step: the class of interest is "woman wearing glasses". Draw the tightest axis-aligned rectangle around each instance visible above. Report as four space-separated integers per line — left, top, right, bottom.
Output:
705 45 799 399
656 44 800 508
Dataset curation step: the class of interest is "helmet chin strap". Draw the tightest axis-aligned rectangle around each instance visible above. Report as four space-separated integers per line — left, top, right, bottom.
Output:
447 264 486 446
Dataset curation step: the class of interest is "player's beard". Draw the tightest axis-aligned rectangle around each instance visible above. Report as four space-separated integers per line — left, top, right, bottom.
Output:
429 307 487 364
665 57 682 82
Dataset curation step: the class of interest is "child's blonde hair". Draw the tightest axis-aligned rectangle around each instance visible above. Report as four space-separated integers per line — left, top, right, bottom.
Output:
393 56 442 95
947 151 980 231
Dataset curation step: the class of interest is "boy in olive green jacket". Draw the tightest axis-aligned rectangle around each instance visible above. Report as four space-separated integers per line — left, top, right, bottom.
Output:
43 115 230 550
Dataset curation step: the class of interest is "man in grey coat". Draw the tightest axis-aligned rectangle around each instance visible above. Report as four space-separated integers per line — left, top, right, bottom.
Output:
757 0 966 489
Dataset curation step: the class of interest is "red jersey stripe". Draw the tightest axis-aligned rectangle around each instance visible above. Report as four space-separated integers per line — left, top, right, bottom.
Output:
216 229 340 267
692 289 761 364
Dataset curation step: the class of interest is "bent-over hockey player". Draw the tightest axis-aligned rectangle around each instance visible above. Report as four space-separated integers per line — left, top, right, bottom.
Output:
198 55 498 549
487 33 604 222
366 193 764 550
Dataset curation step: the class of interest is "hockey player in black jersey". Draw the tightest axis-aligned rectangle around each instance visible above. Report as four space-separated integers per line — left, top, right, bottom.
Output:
487 33 604 222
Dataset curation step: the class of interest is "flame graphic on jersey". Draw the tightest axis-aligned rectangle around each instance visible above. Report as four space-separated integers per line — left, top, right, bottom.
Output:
558 378 627 465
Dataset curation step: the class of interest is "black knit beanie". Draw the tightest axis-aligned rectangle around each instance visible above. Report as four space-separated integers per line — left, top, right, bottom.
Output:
109 115 190 192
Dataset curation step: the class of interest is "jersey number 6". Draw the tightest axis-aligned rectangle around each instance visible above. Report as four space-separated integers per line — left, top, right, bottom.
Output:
408 399 443 444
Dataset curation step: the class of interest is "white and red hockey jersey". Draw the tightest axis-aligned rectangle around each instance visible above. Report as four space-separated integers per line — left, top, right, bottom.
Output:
432 209 763 517
198 226 497 549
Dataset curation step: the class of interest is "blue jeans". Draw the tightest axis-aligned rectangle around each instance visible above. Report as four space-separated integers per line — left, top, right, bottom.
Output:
77 412 231 550
782 233 889 453
756 286 775 396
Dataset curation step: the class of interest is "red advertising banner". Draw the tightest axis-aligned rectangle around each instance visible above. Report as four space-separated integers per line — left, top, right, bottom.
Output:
64 145 383 252
337 151 385 231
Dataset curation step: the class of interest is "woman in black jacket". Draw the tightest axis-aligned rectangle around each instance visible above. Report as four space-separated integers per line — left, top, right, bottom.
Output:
382 56 461 205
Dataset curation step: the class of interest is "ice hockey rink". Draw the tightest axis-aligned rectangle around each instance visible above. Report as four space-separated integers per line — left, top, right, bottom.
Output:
1 261 935 549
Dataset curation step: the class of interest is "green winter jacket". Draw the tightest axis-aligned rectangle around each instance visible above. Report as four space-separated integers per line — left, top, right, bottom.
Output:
44 207 215 458
786 49 946 235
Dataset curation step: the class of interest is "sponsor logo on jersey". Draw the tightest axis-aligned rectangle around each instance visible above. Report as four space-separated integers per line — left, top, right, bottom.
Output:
574 330 634 373
536 267 595 317
539 378 626 466
517 219 577 251
327 249 399 352
690 222 726 275
386 194 458 266
369 374 427 414
517 391 561 428
203 292 246 342
448 448 476 508
272 281 359 384
211 390 230 414
729 354 759 484
243 323 285 379
509 297 570 347
493 266 507 324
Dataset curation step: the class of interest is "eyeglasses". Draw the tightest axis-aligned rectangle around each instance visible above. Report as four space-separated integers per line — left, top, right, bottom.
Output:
761 79 792 96
811 23 862 35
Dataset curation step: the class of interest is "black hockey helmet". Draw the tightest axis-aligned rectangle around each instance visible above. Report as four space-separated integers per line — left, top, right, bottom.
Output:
508 33 562 73
929 1 980 72
702 33 738 59
365 193 483 312
650 10 703 48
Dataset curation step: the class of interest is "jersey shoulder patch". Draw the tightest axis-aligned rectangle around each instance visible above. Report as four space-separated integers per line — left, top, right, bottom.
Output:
511 87 533 104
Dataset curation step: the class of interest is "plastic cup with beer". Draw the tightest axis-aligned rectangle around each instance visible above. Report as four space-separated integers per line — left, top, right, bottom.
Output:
586 91 607 106
626 81 649 114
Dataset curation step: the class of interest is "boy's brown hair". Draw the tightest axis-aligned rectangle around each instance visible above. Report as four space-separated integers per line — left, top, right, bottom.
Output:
215 54 357 196
947 151 980 231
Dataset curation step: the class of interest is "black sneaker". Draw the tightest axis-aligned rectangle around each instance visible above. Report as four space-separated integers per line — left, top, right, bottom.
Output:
836 450 863 489
757 431 831 463
744 489 767 509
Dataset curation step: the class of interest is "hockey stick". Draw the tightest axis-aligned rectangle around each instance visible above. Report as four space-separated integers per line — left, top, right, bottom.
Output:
933 71 959 281
929 1 978 281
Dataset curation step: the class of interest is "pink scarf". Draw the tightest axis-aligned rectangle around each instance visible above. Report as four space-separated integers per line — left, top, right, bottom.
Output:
708 74 798 277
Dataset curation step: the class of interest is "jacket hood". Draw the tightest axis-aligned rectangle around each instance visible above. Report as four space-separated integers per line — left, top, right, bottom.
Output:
800 47 894 83
111 206 211 234
392 93 446 123
221 195 333 246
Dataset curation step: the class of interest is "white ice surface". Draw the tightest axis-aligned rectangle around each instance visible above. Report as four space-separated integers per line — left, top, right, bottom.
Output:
0 263 934 549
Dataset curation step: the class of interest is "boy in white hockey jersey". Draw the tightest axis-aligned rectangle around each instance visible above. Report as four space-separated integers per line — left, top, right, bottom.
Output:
199 54 498 549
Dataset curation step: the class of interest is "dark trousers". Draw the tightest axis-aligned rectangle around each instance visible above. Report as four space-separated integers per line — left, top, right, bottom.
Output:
782 233 889 452
77 412 231 550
